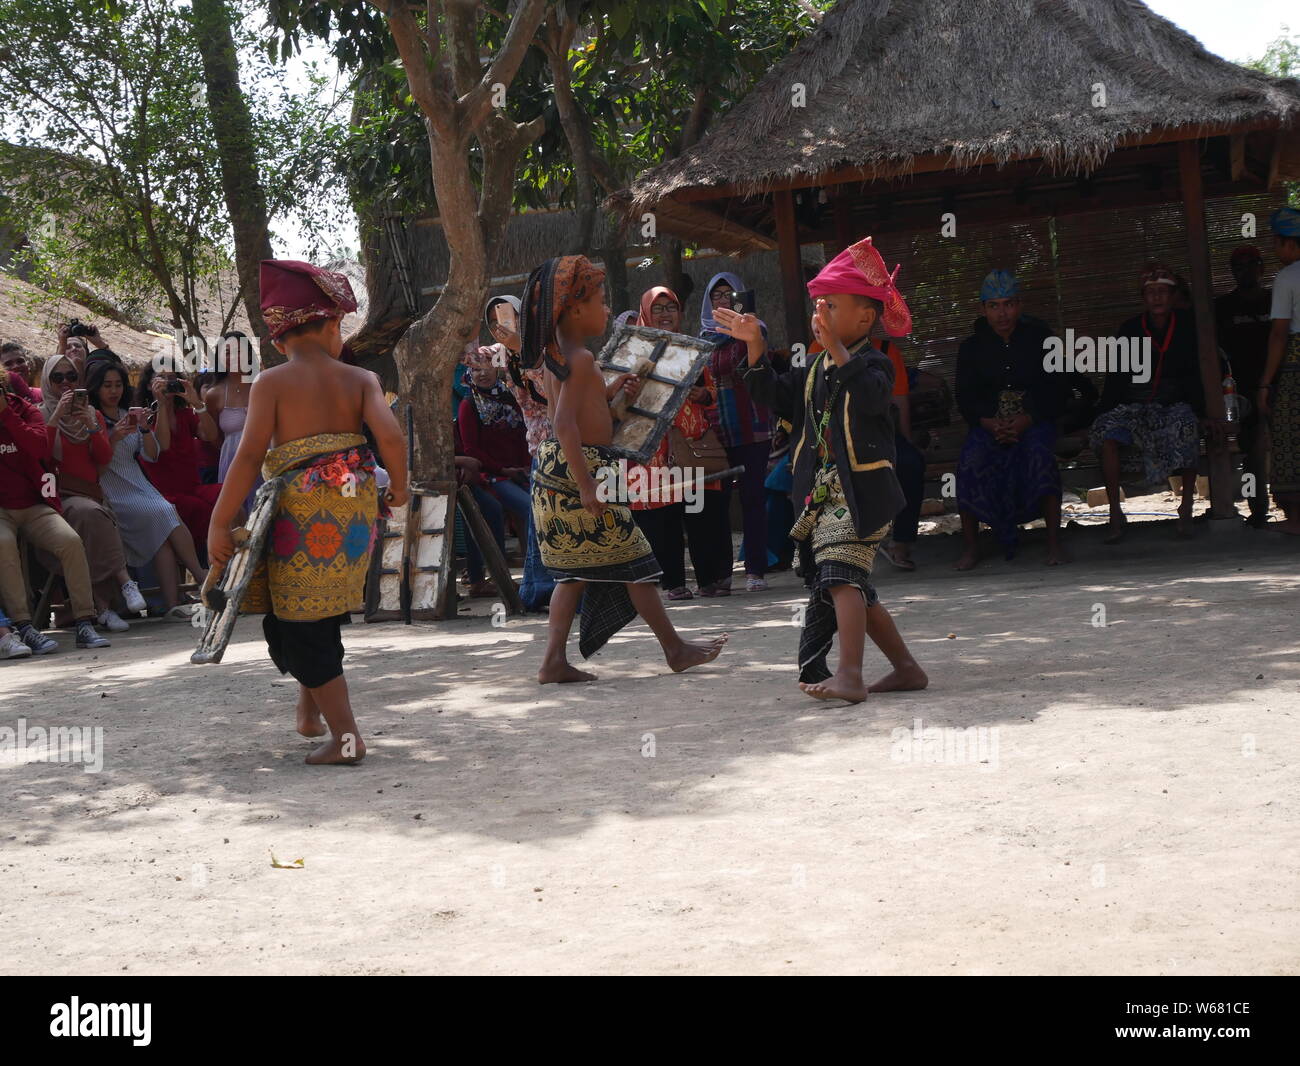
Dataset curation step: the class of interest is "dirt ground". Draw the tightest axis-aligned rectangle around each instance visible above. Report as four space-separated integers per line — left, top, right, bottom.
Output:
2 515 1297 976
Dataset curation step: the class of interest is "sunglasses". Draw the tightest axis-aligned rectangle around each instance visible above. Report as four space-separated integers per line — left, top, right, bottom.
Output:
50 371 79 384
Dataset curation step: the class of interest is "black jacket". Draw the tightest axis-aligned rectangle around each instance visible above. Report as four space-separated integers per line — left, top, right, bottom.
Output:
1098 311 1206 415
739 336 905 539
955 315 1064 428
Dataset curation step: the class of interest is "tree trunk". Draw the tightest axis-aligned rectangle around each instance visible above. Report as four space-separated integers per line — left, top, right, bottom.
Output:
191 0 275 362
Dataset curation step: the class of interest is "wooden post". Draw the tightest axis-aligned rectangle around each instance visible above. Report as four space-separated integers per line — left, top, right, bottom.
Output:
1177 139 1235 519
831 184 854 254
773 188 808 349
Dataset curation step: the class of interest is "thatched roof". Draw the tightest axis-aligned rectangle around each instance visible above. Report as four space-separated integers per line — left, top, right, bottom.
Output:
618 0 1300 217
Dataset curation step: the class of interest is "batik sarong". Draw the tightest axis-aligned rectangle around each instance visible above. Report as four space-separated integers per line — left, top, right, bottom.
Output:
789 465 889 684
956 422 1061 554
1088 402 1199 484
532 437 661 658
1269 335 1300 498
242 432 380 621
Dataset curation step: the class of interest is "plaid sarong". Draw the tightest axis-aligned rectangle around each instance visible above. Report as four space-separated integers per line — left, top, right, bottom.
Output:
532 438 661 658
790 465 889 683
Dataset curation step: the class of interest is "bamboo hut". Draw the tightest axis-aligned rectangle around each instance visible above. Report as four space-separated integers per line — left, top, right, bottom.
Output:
610 0 1300 514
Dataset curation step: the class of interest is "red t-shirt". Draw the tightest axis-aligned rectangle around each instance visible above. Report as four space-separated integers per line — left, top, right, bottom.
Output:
48 410 113 483
145 405 202 498
0 395 54 510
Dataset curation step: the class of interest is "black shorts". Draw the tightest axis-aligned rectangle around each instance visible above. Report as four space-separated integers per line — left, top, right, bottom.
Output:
262 612 349 689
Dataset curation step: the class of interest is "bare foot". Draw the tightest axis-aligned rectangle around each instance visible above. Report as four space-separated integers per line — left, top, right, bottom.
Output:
538 661 598 684
1103 514 1127 544
953 549 979 571
800 671 868 704
666 634 728 673
1045 543 1070 566
1176 506 1194 538
868 663 929 693
883 543 917 571
295 693 327 739
305 733 366 765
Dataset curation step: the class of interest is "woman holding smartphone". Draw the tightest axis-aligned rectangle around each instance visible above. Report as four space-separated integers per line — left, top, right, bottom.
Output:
84 360 207 619
39 356 148 630
699 272 772 593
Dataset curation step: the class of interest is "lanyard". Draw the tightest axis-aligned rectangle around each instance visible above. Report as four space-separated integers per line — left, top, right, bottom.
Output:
1143 311 1175 400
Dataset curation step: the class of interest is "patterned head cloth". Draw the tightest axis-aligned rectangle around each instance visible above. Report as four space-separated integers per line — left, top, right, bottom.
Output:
979 269 1021 302
1271 207 1300 238
464 344 500 371
518 255 606 380
259 259 357 341
807 236 912 336
1140 262 1178 289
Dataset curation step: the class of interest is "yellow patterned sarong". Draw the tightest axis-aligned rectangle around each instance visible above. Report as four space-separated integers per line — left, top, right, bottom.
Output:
241 432 378 621
531 438 661 658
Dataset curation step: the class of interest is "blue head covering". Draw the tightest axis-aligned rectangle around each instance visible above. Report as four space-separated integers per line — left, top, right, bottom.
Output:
700 271 746 334
1271 207 1300 239
699 271 767 337
980 269 1020 302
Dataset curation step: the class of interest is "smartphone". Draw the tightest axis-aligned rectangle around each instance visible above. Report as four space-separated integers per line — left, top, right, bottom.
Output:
730 289 756 315
72 389 88 409
128 406 146 427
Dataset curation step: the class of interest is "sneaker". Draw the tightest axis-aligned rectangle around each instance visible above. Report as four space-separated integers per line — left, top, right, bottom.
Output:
16 624 58 655
0 632 33 659
163 604 196 622
76 621 111 649
96 608 130 633
746 576 768 592
121 580 147 614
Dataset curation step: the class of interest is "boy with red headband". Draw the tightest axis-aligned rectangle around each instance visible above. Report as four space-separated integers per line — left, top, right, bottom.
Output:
209 260 409 765
717 237 927 704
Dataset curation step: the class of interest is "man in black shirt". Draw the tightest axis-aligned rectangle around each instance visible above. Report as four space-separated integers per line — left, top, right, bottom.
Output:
1215 245 1272 526
1089 263 1204 541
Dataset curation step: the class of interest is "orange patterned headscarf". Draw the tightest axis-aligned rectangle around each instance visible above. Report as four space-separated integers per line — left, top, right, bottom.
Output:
519 255 607 379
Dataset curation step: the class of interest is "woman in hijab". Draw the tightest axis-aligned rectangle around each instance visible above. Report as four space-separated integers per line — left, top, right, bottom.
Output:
631 285 726 598
39 355 147 629
700 272 771 593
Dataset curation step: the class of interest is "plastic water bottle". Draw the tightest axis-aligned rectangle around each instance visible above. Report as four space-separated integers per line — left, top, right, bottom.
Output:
1223 373 1239 423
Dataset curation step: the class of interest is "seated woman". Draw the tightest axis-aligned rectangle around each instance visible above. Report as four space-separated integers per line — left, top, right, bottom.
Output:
632 285 724 599
954 270 1065 569
454 428 511 599
136 360 222 564
38 356 148 630
456 346 533 550
84 360 207 619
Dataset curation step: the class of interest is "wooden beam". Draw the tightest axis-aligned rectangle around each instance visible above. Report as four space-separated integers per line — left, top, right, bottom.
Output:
673 119 1282 203
1178 139 1235 519
1230 132 1246 182
831 185 854 253
772 189 808 349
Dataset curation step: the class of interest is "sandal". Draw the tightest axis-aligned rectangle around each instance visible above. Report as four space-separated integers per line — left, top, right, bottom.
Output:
666 586 694 601
164 604 196 622
879 540 917 571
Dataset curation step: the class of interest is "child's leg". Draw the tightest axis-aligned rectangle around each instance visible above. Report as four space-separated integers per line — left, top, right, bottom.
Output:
295 684 327 738
303 672 365 764
1176 465 1196 534
538 580 596 683
864 602 928 693
800 585 868 703
1042 493 1068 565
625 580 727 671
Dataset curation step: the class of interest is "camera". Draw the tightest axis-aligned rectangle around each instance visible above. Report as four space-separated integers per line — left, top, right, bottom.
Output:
165 379 186 395
67 318 98 338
